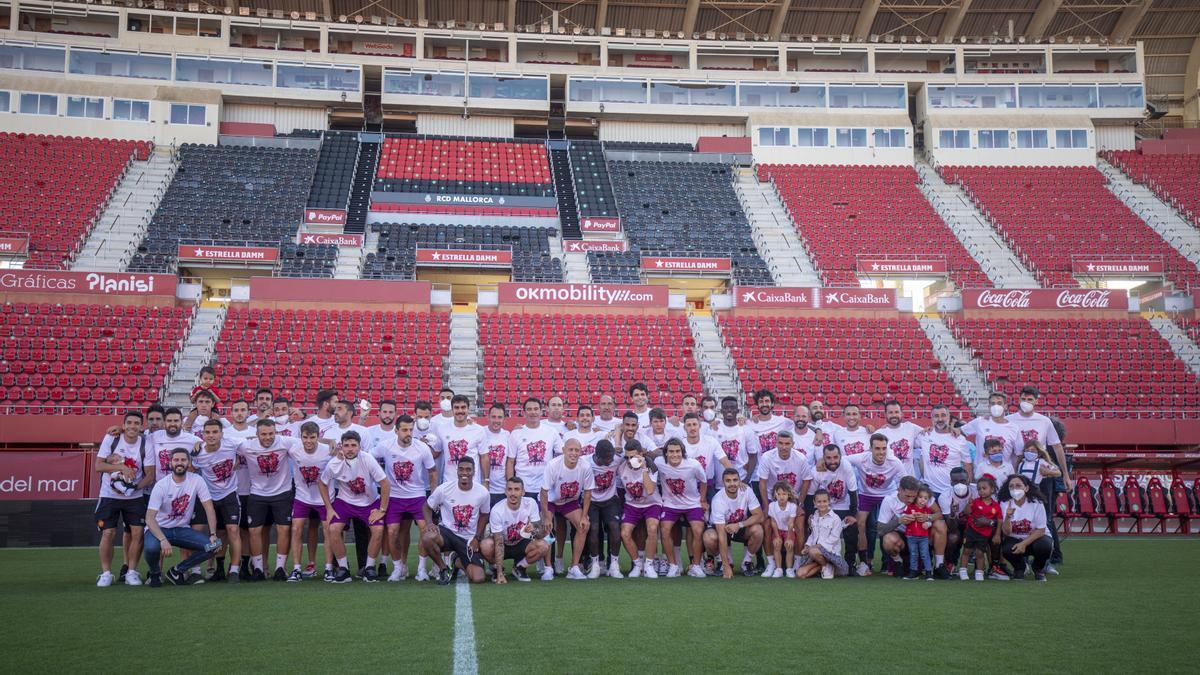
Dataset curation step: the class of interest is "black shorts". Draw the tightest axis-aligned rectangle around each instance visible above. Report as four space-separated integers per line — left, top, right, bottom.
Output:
964 528 993 548
191 493 240 527
502 538 531 562
710 526 749 544
437 525 485 568
246 491 293 529
588 496 623 526
95 497 146 531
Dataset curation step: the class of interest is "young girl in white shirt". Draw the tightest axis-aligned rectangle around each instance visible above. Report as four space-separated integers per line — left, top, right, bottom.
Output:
766 482 799 578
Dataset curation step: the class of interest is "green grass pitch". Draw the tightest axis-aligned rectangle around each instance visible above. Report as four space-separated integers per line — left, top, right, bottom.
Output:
1 538 1195 673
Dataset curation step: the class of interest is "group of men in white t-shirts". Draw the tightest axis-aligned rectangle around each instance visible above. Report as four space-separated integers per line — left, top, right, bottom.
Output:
93 381 1071 587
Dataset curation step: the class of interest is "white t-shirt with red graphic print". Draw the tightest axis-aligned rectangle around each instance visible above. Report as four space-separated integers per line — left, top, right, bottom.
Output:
236 436 302 497
542 455 595 505
510 424 563 492
382 439 437 500
440 422 486 486
321 453 387 507
481 428 515 495
287 443 334 507
1002 499 1047 538
710 487 760 525
428 481 491 541
148 472 211 529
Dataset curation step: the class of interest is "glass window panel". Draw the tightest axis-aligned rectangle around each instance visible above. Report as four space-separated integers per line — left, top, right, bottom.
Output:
650 81 734 106
468 74 548 101
0 45 66 73
829 85 905 109
176 57 273 87
927 85 1017 109
567 78 646 104
68 49 171 80
738 83 825 108
276 64 360 91
1019 84 1098 108
1099 85 1143 109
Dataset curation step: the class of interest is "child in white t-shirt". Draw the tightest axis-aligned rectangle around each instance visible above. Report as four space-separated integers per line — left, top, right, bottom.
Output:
766 482 799 578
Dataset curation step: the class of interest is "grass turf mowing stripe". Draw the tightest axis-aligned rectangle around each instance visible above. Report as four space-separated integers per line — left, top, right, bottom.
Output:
454 577 479 675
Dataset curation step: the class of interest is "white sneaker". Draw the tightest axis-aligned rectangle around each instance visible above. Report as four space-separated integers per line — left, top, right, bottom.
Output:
959 568 969 581
1045 563 1060 576
687 564 706 578
666 564 681 578
629 559 643 578
771 568 784 578
398 563 408 580
643 564 658 579
785 568 796 578
414 568 430 582
762 563 777 577
540 567 555 581
975 570 985 582
855 561 871 577
821 564 833 579
96 571 114 587
388 567 404 582
124 570 142 586
608 561 624 579
567 566 587 580
586 563 601 579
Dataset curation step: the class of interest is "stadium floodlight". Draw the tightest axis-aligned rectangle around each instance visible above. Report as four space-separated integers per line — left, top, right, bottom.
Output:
1066 36 1073 43
290 11 299 20
883 34 894 43
601 26 611 35
417 18 428 27
338 14 348 22
385 16 396 26
840 33 849 42
705 31 716 40
187 2 198 11
899 35 907 43
465 21 476 30
572 25 582 35
541 23 551 33
869 33 879 42
915 36 923 43
1018 36 1025 43
238 6 250 15
959 36 966 43
371 15 382 25
271 9 283 18
445 19 456 28
631 28 642 37
735 32 746 41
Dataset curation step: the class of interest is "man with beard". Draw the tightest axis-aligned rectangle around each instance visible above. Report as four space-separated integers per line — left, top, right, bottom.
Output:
319 431 389 583
835 404 873 458
748 389 796 460
235 419 302 581
789 405 825 464
877 475 952 579
627 382 652 430
422 457 492 585
809 444 859 570
757 430 813 575
486 476 550 583
143 448 220 587
848 434 910 575
509 398 563 579
190 419 244 582
365 399 398 465
285 421 334 582
564 405 606 459
592 394 621 434
544 395 574 435
440 395 487 486
540 438 594 580
877 400 923 477
247 388 273 423
94 411 150 587
324 399 375 577
147 408 201 482
482 404 516 507
379 415 438 582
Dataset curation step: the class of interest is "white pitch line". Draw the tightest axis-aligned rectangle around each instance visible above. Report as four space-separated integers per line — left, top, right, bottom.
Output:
452 578 478 675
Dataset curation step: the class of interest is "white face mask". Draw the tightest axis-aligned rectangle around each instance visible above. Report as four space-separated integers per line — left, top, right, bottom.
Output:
1019 401 1035 414
1010 488 1026 502
415 417 430 432
989 404 1005 418
439 398 453 413
702 409 716 422
952 483 969 498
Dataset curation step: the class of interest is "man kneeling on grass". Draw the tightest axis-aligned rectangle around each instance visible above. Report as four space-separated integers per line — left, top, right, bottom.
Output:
144 448 221 587
486 476 550 583
703 468 764 579
422 457 492 585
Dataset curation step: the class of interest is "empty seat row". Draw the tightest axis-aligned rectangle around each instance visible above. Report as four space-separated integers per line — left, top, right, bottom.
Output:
1103 150 1200 229
363 223 563 283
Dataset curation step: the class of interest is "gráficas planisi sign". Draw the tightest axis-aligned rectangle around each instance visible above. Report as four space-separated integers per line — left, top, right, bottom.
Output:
0 270 176 296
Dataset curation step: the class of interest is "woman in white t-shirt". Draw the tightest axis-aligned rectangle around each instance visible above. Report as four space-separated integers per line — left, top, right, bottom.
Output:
999 474 1053 582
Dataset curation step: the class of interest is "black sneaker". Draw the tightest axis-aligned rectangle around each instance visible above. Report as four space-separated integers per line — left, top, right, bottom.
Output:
239 566 251 581
330 567 352 584
437 567 453 586
741 561 757 577
512 565 530 582
1034 572 1047 582
932 566 952 580
272 567 287 582
186 572 205 585
323 569 334 582
448 553 461 582
924 570 934 581
166 568 189 586
118 564 129 583
363 567 379 583
287 569 303 583
147 573 162 588
377 563 388 579
208 566 227 583
251 568 266 582
1012 569 1026 581
903 570 921 580
227 571 239 584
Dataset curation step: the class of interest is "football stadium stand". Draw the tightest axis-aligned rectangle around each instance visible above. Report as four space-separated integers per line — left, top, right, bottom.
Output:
946 317 1199 418
129 144 318 275
761 164 990 288
480 313 702 409
719 314 969 415
0 302 190 414
214 307 449 409
943 166 1200 290
0 133 149 270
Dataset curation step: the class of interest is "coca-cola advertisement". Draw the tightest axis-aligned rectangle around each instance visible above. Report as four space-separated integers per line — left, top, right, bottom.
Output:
963 288 1128 311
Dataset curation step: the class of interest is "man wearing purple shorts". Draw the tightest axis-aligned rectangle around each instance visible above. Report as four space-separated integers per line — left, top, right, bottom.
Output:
540 438 594 580
285 421 334 582
381 415 438 582
654 438 709 578
617 440 661 578
318 431 389 583
849 433 910 575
